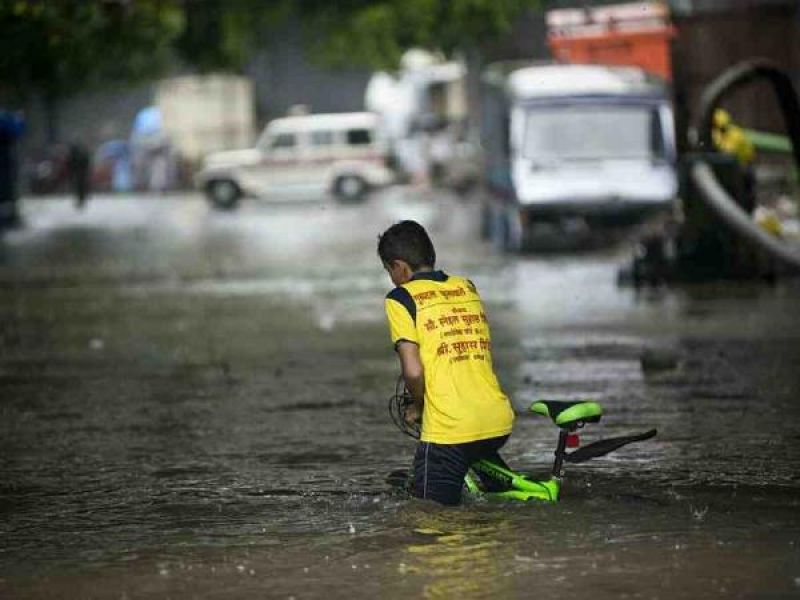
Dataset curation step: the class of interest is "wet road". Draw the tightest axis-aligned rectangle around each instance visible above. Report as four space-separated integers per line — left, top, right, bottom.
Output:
1 190 799 599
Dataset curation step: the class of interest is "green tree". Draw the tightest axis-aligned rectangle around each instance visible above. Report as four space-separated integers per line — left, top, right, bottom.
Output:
174 0 289 72
296 0 542 70
0 0 183 138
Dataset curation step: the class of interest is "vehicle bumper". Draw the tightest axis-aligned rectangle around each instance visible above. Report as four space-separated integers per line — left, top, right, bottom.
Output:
517 197 675 220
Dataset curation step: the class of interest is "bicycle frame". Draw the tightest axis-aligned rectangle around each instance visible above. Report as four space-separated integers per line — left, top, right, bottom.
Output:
467 460 561 502
466 426 656 502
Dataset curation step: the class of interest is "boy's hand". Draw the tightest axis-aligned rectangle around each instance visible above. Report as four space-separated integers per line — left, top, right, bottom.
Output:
404 402 422 425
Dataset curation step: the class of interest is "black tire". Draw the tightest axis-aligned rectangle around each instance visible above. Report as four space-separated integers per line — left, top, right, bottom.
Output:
333 175 367 202
206 179 241 211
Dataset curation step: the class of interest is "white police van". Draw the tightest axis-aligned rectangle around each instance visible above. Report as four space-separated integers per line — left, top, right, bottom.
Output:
196 112 395 209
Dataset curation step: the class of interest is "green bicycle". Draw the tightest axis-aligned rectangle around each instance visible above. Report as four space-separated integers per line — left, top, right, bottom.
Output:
388 378 656 502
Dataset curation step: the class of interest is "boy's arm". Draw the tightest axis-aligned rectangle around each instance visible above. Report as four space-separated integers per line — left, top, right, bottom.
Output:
397 341 424 422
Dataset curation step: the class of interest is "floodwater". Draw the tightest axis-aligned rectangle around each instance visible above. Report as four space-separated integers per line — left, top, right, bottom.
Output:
1 190 799 599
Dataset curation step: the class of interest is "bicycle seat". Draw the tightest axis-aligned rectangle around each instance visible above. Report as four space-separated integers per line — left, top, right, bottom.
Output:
530 400 603 428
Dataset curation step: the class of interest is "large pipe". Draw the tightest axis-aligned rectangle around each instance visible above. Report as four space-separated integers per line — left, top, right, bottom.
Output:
691 162 800 271
691 59 800 273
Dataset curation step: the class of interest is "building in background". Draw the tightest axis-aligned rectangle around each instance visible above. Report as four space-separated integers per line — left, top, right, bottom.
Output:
244 19 371 126
157 75 255 167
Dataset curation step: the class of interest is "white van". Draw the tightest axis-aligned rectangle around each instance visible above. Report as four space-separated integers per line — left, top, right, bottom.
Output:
481 63 678 249
196 112 395 209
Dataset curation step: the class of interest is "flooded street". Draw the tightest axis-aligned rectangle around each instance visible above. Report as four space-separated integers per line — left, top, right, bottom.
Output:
1 190 799 599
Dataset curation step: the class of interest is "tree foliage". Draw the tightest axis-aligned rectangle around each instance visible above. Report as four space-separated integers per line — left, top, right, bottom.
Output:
0 1 183 102
0 0 542 103
174 0 289 72
296 0 542 70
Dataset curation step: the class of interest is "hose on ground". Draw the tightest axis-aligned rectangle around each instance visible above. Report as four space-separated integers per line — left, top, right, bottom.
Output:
691 162 800 272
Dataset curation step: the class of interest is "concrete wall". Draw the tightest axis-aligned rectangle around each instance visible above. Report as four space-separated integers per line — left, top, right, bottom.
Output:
245 23 372 124
21 83 155 153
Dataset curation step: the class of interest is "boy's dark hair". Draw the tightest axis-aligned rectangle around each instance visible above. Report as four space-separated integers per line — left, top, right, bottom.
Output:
377 220 436 270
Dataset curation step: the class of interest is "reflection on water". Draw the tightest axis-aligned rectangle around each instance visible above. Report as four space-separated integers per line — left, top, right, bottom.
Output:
1 193 799 598
402 512 512 599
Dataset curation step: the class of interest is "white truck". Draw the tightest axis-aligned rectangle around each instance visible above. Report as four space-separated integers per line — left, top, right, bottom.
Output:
480 63 678 249
196 112 396 209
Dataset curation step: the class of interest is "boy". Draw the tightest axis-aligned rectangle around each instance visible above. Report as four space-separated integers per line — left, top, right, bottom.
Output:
378 220 515 505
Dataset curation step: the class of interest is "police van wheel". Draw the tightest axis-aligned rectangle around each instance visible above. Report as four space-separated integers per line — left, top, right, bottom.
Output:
206 179 241 211
334 175 367 202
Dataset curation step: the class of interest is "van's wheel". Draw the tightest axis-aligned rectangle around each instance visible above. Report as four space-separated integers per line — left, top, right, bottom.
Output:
333 175 367 202
206 179 241 210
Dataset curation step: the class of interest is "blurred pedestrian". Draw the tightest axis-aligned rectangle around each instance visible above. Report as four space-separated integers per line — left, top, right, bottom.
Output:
68 141 91 209
0 109 25 228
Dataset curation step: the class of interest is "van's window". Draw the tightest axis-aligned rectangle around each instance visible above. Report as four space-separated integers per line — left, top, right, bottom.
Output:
311 131 334 146
523 105 659 161
346 129 372 146
270 133 296 150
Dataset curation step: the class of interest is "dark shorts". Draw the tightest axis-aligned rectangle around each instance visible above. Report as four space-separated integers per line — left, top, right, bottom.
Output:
412 435 510 506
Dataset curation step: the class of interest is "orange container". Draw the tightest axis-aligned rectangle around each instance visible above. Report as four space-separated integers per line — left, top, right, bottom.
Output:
549 25 676 81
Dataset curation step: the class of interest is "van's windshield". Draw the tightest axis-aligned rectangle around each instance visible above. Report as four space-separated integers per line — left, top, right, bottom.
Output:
522 104 665 162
